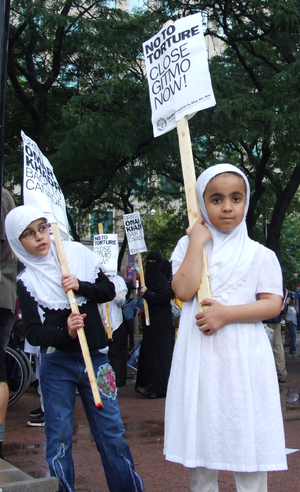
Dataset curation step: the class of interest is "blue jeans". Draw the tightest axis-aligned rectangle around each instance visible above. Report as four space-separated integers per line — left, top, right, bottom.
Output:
287 322 297 353
40 349 144 492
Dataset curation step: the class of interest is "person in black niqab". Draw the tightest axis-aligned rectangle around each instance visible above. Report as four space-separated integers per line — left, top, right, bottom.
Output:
135 252 174 398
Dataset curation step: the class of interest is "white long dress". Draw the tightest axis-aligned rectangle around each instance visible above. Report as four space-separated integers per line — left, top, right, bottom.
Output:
164 236 287 472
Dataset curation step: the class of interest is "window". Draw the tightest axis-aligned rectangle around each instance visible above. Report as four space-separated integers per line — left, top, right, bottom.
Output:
90 211 113 237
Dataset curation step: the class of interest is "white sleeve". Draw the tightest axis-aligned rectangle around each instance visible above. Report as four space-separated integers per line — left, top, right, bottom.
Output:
114 289 127 307
112 275 128 306
256 247 283 296
170 236 189 275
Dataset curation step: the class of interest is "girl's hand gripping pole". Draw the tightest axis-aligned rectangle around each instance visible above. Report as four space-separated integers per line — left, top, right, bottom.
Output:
176 116 211 306
51 223 103 410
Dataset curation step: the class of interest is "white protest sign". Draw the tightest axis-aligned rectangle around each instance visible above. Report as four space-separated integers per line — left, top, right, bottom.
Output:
93 234 118 275
21 131 69 238
123 211 147 255
143 13 216 137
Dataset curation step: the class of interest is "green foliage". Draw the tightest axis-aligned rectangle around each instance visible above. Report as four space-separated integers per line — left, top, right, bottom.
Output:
178 0 300 255
3 0 300 266
278 192 300 289
142 200 188 260
4 0 183 235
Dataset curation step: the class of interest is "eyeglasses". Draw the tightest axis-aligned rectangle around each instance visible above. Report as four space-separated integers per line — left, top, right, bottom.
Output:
20 223 49 241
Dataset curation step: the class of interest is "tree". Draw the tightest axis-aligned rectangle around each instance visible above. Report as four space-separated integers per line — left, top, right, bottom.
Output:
4 1 183 226
161 0 300 254
4 0 300 263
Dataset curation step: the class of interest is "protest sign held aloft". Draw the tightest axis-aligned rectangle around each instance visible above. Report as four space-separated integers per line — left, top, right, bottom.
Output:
21 130 69 238
123 212 150 324
143 12 216 137
93 234 118 276
21 131 104 408
143 15 212 305
123 211 147 255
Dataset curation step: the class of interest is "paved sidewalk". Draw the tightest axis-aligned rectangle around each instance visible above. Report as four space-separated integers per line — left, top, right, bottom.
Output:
2 352 300 491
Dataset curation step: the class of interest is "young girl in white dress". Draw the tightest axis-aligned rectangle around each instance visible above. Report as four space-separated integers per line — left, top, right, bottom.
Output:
164 164 287 492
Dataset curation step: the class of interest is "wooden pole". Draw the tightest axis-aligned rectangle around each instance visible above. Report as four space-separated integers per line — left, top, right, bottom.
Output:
137 253 150 325
98 223 112 339
176 116 211 305
51 223 103 410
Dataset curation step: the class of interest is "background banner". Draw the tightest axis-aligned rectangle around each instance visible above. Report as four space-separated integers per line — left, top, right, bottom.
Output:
93 234 118 275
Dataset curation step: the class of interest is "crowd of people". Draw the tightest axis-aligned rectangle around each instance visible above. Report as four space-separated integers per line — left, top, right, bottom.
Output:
0 162 298 492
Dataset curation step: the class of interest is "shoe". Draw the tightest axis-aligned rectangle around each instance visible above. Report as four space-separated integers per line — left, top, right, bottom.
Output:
278 378 286 383
29 407 43 418
27 415 45 427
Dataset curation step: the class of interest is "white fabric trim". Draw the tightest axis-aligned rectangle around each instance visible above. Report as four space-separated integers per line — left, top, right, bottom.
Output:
5 205 103 310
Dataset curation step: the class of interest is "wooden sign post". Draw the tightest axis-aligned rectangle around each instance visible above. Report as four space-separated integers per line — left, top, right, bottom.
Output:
20 132 103 408
98 223 112 339
122 211 150 325
51 223 103 410
142 15 215 306
176 116 211 305
137 253 150 325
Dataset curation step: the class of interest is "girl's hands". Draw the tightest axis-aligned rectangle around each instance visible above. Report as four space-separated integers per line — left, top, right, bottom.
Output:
186 218 212 246
61 274 79 293
172 218 211 303
195 299 228 335
196 294 282 335
67 312 87 339
140 286 147 294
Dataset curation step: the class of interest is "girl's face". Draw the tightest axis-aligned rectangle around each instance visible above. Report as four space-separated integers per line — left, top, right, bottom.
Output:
204 173 246 232
19 218 51 257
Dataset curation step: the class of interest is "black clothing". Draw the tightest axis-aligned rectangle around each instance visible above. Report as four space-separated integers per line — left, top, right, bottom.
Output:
124 317 135 350
135 272 174 398
108 321 128 387
17 270 115 352
145 251 163 292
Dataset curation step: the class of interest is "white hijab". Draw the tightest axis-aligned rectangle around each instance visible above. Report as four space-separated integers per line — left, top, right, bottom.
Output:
196 164 258 298
5 205 103 310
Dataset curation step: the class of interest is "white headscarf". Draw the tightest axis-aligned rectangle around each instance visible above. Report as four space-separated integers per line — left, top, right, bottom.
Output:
5 205 103 310
196 164 258 298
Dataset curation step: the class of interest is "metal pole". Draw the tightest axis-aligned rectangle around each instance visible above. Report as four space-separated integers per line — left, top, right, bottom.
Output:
0 0 11 225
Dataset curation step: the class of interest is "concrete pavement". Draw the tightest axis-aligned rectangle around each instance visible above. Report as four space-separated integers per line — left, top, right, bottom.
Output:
2 351 300 492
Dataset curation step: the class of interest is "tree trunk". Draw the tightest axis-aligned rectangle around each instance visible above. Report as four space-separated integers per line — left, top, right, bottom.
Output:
118 234 127 273
266 166 300 254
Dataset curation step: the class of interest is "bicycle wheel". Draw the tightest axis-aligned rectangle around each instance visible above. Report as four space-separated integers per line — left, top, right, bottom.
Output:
16 349 33 394
6 347 29 407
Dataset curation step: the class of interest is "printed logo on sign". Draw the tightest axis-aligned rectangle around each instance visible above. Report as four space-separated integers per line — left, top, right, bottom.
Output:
157 118 167 132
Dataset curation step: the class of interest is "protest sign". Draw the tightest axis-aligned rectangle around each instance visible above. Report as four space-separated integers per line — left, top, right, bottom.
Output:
21 131 103 409
21 130 69 239
143 12 216 137
93 234 118 276
123 211 147 255
143 15 212 305
97 224 112 339
123 212 150 324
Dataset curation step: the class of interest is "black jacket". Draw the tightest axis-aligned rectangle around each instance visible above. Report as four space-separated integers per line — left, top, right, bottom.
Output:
17 270 115 352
